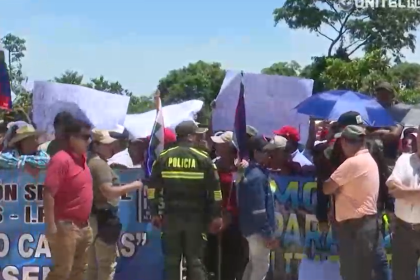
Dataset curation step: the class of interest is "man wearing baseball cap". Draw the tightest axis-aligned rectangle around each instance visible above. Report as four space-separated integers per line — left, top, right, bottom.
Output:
375 82 395 109
148 120 222 280
322 111 364 161
315 112 392 280
87 129 144 280
263 135 303 176
104 125 134 168
246 125 258 137
372 82 403 167
323 125 380 280
273 125 313 168
209 130 249 280
237 135 277 279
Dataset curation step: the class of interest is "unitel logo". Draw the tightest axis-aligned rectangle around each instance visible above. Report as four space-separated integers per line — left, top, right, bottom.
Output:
339 0 356 10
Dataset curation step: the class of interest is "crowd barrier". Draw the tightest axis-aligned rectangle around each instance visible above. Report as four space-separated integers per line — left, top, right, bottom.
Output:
0 169 396 280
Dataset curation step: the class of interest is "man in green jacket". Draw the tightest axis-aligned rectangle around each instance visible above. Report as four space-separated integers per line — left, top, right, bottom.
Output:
148 120 223 280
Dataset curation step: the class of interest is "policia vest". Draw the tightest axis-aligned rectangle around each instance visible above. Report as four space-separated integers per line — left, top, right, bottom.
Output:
148 143 222 221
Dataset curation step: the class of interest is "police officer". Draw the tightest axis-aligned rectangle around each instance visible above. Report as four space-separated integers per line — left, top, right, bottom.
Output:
148 120 223 280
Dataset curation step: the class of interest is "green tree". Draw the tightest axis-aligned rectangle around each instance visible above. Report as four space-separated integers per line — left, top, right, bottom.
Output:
261 61 301 76
391 62 420 89
85 75 132 95
158 60 225 105
157 61 225 124
273 2 420 59
54 70 84 85
1 33 27 94
0 33 32 120
398 88 420 104
128 95 154 114
320 50 393 94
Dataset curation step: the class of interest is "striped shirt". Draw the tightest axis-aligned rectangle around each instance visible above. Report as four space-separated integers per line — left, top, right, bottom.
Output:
0 149 50 169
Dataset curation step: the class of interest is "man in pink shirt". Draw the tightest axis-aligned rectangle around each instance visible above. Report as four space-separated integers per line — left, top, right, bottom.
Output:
323 125 380 280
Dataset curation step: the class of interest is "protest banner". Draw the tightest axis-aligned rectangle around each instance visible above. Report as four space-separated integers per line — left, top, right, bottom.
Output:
0 170 393 280
212 71 313 144
32 81 130 133
124 100 204 140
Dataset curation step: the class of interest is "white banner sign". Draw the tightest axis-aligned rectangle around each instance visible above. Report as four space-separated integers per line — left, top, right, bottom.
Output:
124 100 204 140
212 71 313 143
32 81 130 133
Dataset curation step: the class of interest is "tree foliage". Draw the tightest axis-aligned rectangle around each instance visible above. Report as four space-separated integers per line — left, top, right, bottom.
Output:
157 61 225 124
391 62 420 89
1 34 27 95
0 33 31 121
319 50 392 94
54 70 83 85
261 61 301 76
158 61 225 105
314 50 420 104
273 1 420 59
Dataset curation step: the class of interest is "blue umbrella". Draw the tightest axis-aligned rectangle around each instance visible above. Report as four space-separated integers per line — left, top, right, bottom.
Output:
295 90 395 127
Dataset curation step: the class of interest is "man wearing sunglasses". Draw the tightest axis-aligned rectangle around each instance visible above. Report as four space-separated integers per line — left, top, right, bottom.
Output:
43 116 94 280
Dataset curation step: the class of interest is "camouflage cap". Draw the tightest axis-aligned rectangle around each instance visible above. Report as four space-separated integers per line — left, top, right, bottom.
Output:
336 125 366 140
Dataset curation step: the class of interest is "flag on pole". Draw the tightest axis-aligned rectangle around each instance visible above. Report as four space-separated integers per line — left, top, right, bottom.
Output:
233 72 247 160
146 96 165 177
139 94 165 222
0 48 12 110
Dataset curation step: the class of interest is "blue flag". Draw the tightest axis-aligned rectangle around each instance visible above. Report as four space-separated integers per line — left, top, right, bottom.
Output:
234 72 247 160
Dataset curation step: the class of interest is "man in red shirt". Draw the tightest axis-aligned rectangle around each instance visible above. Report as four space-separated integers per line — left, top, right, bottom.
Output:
43 116 93 280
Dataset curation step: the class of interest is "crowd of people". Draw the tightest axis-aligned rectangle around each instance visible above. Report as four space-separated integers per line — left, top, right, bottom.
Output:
0 81 418 280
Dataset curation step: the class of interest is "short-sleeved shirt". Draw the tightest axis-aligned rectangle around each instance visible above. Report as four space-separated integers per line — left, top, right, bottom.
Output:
44 150 93 223
88 155 120 208
387 153 420 223
330 149 379 222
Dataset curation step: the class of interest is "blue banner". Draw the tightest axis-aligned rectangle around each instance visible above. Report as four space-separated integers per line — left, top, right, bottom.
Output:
0 169 394 280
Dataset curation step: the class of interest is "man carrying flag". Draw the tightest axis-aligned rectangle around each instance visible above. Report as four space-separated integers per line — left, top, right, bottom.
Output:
148 119 223 280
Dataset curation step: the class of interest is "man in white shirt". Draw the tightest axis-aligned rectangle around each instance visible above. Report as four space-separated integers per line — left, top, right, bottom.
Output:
386 134 420 280
106 126 134 168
